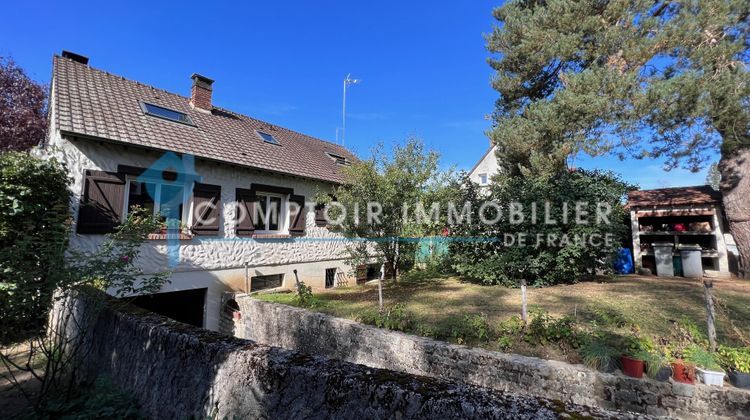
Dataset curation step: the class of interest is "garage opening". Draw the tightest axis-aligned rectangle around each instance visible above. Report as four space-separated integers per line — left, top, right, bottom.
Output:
129 288 206 328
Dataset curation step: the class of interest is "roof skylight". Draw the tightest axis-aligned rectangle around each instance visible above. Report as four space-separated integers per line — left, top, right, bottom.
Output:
141 102 194 125
327 152 350 166
258 131 280 145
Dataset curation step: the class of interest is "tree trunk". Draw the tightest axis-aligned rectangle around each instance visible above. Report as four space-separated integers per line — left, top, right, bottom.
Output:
719 148 750 278
703 279 717 352
521 278 528 325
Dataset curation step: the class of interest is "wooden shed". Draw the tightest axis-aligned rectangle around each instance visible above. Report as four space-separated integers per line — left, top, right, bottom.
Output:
628 185 735 278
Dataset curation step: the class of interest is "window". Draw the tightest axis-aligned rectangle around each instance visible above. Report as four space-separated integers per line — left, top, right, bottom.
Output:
478 173 488 185
326 152 350 165
141 102 194 125
255 193 286 233
124 176 191 225
251 274 284 291
257 131 280 145
325 268 336 288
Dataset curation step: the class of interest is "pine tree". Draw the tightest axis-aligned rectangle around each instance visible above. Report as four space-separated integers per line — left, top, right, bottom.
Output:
487 0 750 277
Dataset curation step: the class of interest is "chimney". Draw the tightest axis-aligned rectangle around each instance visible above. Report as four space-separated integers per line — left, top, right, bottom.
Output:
190 73 214 111
61 50 89 65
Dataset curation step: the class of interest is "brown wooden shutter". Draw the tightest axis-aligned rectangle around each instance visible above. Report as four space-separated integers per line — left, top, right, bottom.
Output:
235 188 258 237
314 203 327 227
289 194 306 236
76 169 126 234
192 183 222 236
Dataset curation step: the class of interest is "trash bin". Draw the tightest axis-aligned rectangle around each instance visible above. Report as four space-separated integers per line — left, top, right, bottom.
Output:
679 244 703 278
653 242 674 277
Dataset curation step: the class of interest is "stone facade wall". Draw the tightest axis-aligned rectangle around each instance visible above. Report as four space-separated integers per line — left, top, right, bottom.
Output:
57 292 625 419
47 134 352 276
236 297 750 419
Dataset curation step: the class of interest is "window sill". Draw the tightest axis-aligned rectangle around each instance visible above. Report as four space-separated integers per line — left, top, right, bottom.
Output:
147 232 194 241
252 233 292 239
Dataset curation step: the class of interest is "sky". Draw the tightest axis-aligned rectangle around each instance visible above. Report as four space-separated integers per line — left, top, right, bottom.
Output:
1 0 717 189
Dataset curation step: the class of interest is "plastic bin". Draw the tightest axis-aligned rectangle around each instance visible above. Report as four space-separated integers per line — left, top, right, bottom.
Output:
680 244 703 278
653 242 674 277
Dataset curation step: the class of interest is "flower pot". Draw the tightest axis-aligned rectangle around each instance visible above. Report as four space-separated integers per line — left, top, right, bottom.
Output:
697 367 725 387
671 361 696 384
654 366 672 382
621 355 644 378
728 370 750 389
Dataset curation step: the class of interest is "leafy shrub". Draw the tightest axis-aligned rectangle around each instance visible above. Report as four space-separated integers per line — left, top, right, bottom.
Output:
438 313 493 345
0 152 71 344
450 169 633 287
293 281 315 307
718 345 750 373
524 307 583 348
358 304 415 332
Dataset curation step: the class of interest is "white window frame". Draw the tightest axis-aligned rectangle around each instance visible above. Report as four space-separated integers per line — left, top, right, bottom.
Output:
254 192 288 234
122 176 193 225
478 173 488 185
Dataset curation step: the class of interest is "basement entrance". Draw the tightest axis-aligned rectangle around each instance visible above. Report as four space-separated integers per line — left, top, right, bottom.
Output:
130 288 206 328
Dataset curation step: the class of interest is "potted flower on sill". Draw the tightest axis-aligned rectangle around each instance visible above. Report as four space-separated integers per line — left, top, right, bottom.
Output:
670 358 697 384
620 339 646 378
621 336 664 379
719 346 750 389
685 345 725 387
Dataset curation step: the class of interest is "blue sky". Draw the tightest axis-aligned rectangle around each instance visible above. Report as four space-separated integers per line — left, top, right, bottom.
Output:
2 1 716 189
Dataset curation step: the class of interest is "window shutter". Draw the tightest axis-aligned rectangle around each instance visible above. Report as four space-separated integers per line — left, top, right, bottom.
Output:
77 169 126 234
192 183 222 236
289 194 307 236
314 203 327 227
235 188 258 237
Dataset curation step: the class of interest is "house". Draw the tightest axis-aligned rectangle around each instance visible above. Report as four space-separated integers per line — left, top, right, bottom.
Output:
468 145 499 186
628 185 738 278
43 51 359 330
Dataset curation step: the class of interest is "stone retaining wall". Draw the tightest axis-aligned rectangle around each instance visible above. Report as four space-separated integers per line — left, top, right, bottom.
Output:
236 296 750 419
56 291 628 419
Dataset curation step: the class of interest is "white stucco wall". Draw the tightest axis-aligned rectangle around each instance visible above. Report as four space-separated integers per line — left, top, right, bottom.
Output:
46 129 358 330
468 145 499 186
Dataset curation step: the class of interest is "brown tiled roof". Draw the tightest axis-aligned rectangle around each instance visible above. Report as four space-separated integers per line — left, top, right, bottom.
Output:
52 55 356 184
628 185 722 207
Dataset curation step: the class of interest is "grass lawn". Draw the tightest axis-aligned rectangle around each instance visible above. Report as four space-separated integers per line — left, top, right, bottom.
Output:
257 275 750 363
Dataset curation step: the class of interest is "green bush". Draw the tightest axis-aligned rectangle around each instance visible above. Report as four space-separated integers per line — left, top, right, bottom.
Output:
524 307 583 348
358 304 415 332
450 169 633 287
718 345 750 373
293 281 315 307
0 152 71 344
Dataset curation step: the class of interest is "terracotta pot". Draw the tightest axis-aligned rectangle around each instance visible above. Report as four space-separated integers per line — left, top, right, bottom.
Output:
621 355 644 378
671 361 696 384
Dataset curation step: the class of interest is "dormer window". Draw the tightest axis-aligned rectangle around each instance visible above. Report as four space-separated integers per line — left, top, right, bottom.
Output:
326 152 350 166
258 131 280 145
141 102 194 125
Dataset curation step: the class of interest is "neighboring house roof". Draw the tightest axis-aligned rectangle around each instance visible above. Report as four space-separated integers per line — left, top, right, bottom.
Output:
468 145 496 176
51 55 356 184
628 185 722 207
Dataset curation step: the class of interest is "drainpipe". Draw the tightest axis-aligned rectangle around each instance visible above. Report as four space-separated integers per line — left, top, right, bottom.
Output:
244 262 249 293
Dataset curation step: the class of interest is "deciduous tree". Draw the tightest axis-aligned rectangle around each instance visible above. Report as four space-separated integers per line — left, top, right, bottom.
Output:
0 57 48 151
